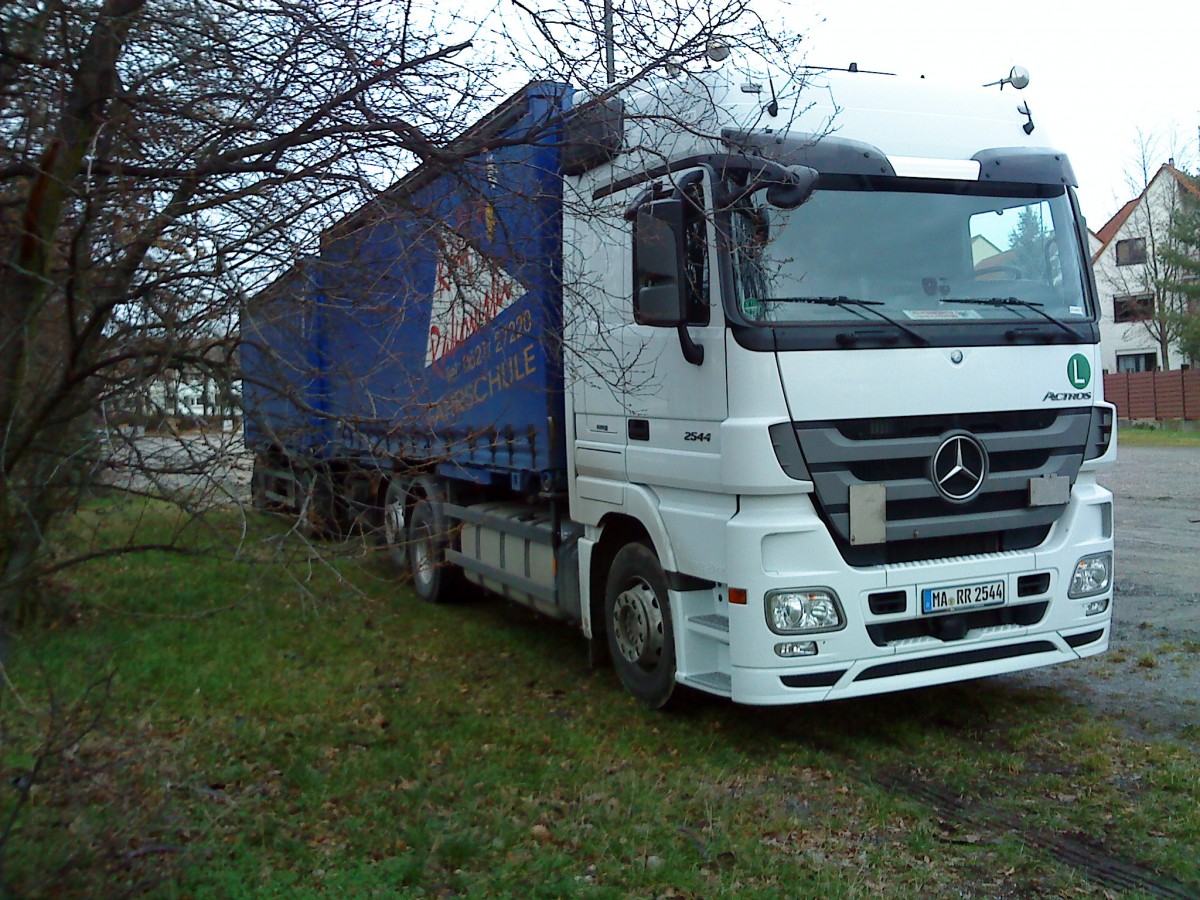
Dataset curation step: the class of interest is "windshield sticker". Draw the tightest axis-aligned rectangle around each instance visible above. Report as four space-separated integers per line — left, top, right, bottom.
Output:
1069 306 1084 316
902 309 983 320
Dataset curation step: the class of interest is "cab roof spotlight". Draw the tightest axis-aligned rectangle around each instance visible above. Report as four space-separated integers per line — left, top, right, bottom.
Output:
706 39 731 64
984 65 1031 90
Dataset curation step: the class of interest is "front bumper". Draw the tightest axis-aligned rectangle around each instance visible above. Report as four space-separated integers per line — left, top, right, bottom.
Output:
717 475 1113 705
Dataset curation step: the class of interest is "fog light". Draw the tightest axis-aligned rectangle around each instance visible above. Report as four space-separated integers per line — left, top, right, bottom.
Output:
1068 552 1112 598
765 589 845 634
1085 597 1110 616
775 641 818 658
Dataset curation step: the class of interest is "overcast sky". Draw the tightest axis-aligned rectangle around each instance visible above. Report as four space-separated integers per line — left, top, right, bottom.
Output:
798 0 1200 228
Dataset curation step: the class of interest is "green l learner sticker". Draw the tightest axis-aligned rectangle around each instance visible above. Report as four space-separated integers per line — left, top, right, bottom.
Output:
1068 353 1091 390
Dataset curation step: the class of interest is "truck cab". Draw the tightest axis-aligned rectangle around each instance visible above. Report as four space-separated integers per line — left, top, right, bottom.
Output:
563 66 1115 705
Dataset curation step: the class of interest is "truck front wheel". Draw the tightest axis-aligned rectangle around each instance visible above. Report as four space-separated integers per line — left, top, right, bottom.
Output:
407 499 461 603
604 543 677 709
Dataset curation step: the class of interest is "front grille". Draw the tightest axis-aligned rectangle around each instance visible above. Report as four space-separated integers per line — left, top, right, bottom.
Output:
781 408 1091 566
866 601 1048 646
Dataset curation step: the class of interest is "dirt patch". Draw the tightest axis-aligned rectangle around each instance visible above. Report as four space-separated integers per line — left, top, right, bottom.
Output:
875 770 1200 898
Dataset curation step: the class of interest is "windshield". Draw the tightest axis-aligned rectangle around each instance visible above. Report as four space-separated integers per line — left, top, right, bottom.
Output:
731 176 1091 327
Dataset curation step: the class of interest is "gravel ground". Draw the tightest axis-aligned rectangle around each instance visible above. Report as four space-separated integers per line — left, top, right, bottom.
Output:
96 426 253 509
1003 444 1200 743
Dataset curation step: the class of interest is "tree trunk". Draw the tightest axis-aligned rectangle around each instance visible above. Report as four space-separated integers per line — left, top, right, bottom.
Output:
0 0 145 618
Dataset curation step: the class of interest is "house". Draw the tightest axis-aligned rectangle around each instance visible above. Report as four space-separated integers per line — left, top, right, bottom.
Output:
1092 164 1200 373
100 338 241 428
144 355 241 420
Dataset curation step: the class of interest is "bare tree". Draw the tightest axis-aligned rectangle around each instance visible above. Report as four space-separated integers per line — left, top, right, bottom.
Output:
0 0 802 616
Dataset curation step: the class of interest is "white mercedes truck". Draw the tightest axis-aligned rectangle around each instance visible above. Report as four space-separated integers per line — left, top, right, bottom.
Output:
244 62 1115 708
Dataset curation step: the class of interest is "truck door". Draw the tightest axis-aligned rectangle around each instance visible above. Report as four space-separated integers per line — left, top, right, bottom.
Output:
623 168 728 490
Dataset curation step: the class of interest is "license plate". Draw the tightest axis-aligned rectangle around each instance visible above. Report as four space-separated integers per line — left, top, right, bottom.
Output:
921 578 1006 615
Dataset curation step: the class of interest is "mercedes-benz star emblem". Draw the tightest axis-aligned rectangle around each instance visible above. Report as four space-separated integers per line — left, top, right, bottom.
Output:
931 433 988 502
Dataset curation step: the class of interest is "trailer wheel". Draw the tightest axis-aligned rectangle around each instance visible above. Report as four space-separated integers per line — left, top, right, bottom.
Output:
299 471 340 539
407 499 461 603
250 458 269 510
604 542 676 709
382 479 409 575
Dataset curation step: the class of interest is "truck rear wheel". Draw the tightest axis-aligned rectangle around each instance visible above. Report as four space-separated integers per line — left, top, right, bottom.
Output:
604 542 676 709
382 479 409 575
407 499 462 603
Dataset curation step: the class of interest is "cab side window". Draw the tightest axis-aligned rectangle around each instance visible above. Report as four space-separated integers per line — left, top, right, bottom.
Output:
630 178 710 326
681 182 710 326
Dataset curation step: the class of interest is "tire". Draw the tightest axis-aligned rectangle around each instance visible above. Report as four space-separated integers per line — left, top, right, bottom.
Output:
407 498 462 604
604 542 677 709
250 458 269 510
381 479 409 575
299 470 339 539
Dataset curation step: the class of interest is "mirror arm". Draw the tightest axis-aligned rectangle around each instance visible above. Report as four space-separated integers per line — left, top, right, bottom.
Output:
677 324 704 366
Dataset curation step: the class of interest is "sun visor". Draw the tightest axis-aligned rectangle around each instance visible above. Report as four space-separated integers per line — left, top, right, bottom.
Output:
722 130 895 177
972 148 1078 186
724 130 1078 188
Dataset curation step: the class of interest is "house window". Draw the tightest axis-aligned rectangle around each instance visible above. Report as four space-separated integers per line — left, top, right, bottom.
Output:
1115 238 1147 266
1116 352 1157 372
1113 293 1154 323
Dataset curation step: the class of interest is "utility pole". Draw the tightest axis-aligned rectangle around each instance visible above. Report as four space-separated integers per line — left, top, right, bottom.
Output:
603 0 615 84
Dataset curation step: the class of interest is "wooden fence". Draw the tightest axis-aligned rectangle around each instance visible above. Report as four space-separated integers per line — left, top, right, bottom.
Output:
1103 370 1200 421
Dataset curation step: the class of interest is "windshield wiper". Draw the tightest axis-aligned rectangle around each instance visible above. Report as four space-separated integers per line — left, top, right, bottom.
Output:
941 297 1078 340
767 295 930 346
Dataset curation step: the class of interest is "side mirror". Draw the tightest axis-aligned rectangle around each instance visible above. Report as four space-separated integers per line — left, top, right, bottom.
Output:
633 200 687 327
765 165 819 210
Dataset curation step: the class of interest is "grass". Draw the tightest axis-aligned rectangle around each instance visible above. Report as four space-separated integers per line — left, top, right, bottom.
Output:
1117 424 1200 447
2 499 1198 897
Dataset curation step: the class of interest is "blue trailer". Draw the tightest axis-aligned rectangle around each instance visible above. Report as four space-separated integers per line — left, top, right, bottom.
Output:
243 82 596 624
244 83 571 486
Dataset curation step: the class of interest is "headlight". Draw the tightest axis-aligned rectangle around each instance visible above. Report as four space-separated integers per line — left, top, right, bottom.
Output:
765 589 845 634
1068 552 1112 598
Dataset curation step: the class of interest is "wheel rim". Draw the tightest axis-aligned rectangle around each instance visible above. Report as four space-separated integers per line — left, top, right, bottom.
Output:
412 527 435 589
612 578 664 670
384 498 404 546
